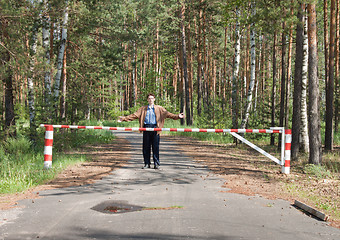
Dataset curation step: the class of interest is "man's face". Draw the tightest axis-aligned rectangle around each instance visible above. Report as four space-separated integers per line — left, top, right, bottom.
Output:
147 95 155 105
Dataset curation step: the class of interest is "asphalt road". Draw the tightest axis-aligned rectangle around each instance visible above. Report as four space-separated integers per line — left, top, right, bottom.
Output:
1 131 339 240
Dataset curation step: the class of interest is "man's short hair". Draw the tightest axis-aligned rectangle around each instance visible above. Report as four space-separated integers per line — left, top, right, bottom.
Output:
147 93 155 99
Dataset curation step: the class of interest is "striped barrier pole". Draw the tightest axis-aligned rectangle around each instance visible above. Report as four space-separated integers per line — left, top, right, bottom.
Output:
43 125 54 169
282 129 292 174
40 124 283 134
39 124 290 173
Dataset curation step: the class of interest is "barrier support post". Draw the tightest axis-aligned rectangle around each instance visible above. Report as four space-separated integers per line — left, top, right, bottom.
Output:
282 129 291 174
43 125 54 169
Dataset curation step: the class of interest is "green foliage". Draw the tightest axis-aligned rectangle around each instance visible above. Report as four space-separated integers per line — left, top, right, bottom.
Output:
0 120 116 194
303 164 333 179
2 136 33 156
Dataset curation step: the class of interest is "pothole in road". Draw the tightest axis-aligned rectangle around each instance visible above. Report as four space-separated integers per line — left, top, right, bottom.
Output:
91 200 184 214
91 200 143 214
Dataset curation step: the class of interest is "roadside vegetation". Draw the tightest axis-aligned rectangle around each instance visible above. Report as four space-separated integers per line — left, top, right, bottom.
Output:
0 120 115 194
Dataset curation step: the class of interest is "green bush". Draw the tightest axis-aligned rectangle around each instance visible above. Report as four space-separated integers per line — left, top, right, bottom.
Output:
0 121 116 194
304 164 332 179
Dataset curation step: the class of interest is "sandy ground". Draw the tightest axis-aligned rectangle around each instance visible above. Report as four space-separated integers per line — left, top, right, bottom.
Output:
1 135 339 228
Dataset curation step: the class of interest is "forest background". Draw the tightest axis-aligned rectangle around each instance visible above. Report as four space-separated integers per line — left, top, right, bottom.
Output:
1 0 340 168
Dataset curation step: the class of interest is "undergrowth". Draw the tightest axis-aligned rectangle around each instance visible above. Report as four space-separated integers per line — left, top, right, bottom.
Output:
0 120 115 194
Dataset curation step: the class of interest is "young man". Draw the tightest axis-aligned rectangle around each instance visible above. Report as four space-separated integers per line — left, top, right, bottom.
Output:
118 93 184 169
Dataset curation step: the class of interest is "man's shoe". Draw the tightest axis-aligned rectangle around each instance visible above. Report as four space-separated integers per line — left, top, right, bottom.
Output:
154 165 160 170
142 164 151 169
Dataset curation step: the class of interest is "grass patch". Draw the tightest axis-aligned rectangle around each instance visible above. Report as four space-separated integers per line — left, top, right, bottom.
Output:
0 120 115 194
303 164 333 179
282 149 340 222
284 181 339 220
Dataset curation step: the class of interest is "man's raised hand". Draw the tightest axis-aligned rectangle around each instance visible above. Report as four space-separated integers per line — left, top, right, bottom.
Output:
117 116 124 122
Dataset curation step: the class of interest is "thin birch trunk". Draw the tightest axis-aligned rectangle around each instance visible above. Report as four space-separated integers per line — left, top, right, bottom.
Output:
241 2 256 129
232 8 240 130
301 8 309 153
42 0 51 119
292 3 304 160
28 21 38 142
53 4 68 118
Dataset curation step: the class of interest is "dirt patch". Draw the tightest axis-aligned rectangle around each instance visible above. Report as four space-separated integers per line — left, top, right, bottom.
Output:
0 137 131 211
165 135 340 228
166 135 288 199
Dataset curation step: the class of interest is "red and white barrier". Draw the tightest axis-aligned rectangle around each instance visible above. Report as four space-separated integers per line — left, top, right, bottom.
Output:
40 124 291 174
40 124 284 133
283 129 292 174
43 125 54 169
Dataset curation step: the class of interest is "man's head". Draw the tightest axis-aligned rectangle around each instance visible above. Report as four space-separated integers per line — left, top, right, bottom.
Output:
147 93 155 106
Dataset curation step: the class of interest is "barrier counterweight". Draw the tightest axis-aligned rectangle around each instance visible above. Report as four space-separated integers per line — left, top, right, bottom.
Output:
40 124 291 174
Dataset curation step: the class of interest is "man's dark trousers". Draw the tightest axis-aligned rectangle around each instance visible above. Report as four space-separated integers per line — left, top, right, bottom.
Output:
143 124 160 167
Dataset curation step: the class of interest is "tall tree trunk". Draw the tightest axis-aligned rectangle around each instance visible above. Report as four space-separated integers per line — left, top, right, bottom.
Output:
134 41 138 104
241 1 256 129
285 6 294 128
292 3 304 160
301 10 310 153
186 8 193 124
196 1 203 116
178 31 185 126
223 27 227 113
42 0 52 120
131 41 136 106
271 33 277 145
60 48 67 120
232 8 241 130
28 21 39 142
1 19 16 136
324 0 329 92
179 1 191 125
155 20 159 93
254 35 263 115
202 10 207 112
335 0 339 133
2 52 16 136
53 4 68 118
279 21 286 148
325 0 336 150
307 3 322 165
173 53 178 100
